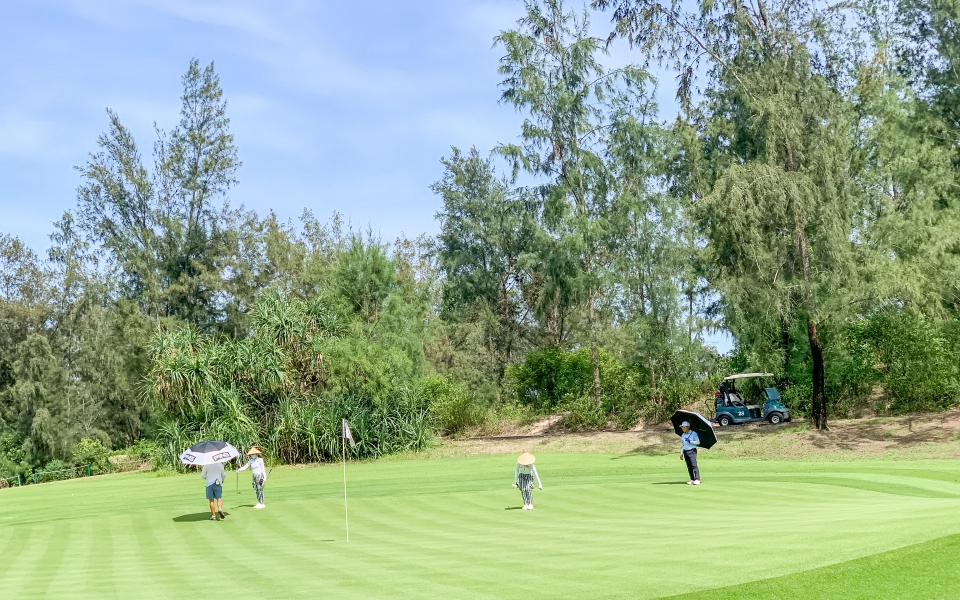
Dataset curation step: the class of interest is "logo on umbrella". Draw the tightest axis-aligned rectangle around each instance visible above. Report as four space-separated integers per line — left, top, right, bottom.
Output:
182 454 196 463
212 452 232 462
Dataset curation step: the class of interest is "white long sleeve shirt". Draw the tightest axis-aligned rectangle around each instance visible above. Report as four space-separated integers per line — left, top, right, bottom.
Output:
514 463 542 487
238 455 266 481
201 463 226 487
681 431 700 452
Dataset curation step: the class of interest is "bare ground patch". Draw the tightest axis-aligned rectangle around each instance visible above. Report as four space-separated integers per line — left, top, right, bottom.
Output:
414 410 960 462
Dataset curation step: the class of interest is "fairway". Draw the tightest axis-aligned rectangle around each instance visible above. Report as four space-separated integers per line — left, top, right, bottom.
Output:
2 453 960 599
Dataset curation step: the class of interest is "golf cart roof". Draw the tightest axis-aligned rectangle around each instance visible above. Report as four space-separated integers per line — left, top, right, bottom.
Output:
723 372 774 381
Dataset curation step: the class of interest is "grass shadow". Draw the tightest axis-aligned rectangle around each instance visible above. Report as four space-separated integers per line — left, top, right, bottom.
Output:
612 447 673 459
173 512 224 522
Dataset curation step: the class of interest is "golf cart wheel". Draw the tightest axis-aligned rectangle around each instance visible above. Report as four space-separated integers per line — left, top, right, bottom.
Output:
769 413 783 425
718 415 732 427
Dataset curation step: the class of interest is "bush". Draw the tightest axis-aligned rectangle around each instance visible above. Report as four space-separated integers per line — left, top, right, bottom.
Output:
507 346 709 428
36 460 74 483
506 347 593 411
561 395 607 431
806 311 960 417
422 375 486 435
0 433 31 481
128 439 158 461
73 438 112 475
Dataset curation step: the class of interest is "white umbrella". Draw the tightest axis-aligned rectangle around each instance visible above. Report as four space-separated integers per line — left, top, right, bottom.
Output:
180 440 240 466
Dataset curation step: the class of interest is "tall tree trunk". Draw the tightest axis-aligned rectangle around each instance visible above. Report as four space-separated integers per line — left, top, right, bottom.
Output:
589 292 601 405
807 317 827 429
779 311 791 389
797 228 827 430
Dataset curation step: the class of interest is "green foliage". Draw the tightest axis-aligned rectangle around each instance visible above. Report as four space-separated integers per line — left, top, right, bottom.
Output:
507 346 593 411
507 346 709 427
7 14 960 468
560 394 608 430
847 312 960 413
73 438 111 475
421 375 486 436
122 438 158 462
74 59 251 330
0 432 30 480
36 459 73 483
147 246 432 468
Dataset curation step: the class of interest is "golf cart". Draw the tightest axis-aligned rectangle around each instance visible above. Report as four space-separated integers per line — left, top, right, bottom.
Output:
714 373 790 426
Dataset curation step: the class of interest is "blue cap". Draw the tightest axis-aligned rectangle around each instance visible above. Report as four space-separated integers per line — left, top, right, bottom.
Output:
681 421 690 427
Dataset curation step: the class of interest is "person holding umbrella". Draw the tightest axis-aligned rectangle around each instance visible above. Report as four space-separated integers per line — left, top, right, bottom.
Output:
180 440 241 522
202 461 227 520
669 410 718 486
680 421 701 485
237 446 267 509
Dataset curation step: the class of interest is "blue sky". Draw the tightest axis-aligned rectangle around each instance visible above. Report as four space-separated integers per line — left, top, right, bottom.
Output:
0 0 682 250
0 0 730 350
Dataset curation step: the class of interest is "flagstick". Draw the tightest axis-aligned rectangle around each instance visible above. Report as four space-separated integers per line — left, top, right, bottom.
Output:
342 433 349 544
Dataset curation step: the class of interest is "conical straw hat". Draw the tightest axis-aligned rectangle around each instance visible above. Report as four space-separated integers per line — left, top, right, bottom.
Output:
517 452 535 465
246 446 262 456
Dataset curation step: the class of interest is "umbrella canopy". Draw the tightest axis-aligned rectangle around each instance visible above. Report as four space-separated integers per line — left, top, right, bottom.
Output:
180 440 240 466
669 410 718 449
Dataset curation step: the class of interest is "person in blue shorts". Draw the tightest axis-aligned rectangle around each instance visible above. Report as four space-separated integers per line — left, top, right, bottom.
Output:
202 461 227 520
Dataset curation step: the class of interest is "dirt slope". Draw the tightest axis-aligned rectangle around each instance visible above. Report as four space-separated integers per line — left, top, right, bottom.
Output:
425 410 960 461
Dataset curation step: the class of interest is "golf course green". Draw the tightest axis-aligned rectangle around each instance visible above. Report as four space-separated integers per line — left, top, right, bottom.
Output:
1 452 959 599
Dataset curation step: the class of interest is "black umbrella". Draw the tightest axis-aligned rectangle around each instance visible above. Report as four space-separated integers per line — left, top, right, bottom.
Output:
669 410 718 449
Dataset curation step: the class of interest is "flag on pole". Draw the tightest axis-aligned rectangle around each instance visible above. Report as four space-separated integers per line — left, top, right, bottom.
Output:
341 418 352 543
342 418 356 448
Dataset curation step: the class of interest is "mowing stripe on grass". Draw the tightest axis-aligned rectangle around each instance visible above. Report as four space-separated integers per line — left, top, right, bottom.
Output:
2 454 959 598
669 533 960 599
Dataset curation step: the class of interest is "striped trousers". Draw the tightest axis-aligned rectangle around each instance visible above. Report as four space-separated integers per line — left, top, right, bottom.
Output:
517 473 534 505
252 476 264 504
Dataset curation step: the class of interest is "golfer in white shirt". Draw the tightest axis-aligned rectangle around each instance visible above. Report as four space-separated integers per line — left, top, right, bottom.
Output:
202 462 227 520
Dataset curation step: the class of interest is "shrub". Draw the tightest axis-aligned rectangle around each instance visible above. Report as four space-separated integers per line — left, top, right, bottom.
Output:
36 460 72 483
828 311 960 415
561 395 607 431
128 439 158 461
506 347 593 411
507 346 707 428
422 375 486 435
73 438 111 475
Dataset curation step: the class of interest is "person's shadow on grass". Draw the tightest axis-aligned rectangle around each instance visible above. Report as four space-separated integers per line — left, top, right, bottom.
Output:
651 482 689 485
173 512 231 522
504 506 525 510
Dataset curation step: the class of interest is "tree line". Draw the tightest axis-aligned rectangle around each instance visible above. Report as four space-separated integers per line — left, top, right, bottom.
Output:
1 0 959 476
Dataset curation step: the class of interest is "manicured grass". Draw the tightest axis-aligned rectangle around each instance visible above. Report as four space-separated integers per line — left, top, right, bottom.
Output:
1 452 959 598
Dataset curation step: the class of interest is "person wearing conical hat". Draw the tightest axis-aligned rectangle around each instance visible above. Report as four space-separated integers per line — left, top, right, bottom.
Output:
237 446 268 508
513 453 543 510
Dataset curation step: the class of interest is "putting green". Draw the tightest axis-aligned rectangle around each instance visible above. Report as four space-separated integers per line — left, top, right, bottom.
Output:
1 453 959 599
